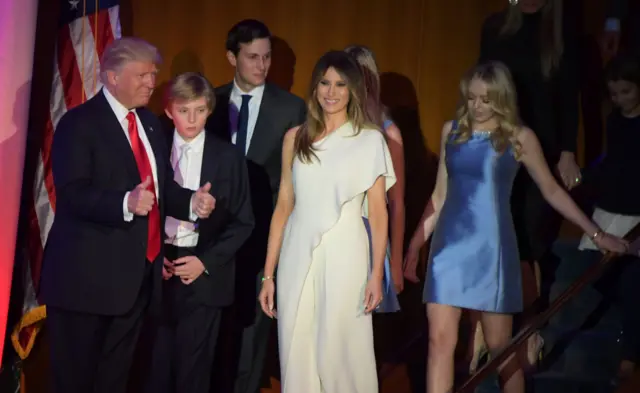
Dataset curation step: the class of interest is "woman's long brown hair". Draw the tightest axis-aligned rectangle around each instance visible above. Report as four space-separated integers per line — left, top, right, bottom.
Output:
294 50 378 163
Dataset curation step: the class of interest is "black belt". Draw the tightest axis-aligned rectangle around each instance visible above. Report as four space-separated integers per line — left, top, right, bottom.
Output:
164 244 197 261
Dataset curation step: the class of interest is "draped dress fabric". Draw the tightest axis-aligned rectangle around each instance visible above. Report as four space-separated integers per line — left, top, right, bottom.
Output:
276 122 396 393
423 127 523 313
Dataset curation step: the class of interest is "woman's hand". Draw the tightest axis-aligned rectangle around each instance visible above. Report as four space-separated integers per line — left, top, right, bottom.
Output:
258 279 277 319
364 276 384 314
403 246 421 283
557 152 581 190
593 232 629 254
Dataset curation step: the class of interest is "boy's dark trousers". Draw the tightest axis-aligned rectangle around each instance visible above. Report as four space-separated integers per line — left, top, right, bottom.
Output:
146 245 222 393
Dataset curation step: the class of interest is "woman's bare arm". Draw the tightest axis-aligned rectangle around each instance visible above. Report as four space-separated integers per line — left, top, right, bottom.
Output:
262 127 298 278
368 175 389 281
407 121 453 253
384 124 406 280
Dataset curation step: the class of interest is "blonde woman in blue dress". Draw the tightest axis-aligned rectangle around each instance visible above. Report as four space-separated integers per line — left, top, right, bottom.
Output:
403 61 628 393
257 51 396 393
345 44 405 311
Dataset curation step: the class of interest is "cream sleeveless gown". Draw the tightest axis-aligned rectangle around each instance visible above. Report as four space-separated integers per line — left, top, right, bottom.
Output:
276 122 396 393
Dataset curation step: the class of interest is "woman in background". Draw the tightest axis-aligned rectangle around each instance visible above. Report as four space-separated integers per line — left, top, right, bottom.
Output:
258 51 396 393
346 44 405 310
477 0 581 366
403 61 627 393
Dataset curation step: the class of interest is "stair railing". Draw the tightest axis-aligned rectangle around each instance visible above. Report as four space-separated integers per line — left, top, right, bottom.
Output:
455 223 640 393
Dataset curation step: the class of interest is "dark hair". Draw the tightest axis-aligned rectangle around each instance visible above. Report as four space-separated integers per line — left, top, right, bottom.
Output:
225 19 271 55
294 51 377 163
605 53 640 87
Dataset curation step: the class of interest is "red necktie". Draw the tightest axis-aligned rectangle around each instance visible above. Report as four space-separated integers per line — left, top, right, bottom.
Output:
126 112 160 262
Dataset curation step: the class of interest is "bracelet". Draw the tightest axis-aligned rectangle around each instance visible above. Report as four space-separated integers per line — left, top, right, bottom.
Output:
261 275 275 283
590 229 604 241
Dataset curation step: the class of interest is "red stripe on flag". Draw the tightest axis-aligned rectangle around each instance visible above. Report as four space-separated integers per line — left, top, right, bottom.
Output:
27 204 44 294
56 25 85 110
88 10 115 59
40 118 57 212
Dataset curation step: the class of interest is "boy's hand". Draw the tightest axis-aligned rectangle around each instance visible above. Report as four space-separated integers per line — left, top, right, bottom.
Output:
173 255 206 285
162 258 174 280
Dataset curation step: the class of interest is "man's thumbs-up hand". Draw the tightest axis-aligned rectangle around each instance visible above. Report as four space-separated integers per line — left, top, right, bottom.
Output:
127 176 155 215
192 182 216 219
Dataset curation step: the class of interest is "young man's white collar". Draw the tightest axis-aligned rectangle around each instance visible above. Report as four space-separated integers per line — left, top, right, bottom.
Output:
231 79 265 101
173 128 206 153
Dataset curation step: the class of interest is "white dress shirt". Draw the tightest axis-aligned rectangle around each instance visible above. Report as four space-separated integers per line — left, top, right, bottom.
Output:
102 88 160 222
165 130 206 247
229 80 265 154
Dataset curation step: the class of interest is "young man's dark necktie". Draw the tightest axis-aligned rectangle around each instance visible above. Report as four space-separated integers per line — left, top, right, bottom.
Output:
236 94 252 155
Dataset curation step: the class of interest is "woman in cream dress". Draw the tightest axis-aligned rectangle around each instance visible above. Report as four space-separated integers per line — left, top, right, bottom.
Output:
258 51 396 393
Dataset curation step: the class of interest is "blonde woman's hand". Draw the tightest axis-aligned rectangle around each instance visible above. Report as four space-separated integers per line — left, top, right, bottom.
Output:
594 232 629 254
258 279 277 319
403 246 421 284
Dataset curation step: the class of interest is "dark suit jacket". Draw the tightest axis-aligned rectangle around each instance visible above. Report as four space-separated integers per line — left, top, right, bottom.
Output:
163 129 254 307
39 90 193 316
205 83 305 321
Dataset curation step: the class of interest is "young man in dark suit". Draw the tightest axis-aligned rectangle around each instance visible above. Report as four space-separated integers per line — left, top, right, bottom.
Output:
206 19 306 393
40 38 215 393
146 72 254 393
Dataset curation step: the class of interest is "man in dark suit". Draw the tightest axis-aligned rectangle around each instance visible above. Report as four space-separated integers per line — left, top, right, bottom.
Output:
206 19 306 393
40 37 215 393
146 72 254 393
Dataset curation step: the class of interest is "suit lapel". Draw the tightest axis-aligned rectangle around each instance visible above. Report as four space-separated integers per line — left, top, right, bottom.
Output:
210 83 233 143
200 132 217 187
247 85 276 163
94 92 140 182
138 111 166 194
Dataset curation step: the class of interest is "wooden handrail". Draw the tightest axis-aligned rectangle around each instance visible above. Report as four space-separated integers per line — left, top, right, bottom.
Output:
455 223 640 393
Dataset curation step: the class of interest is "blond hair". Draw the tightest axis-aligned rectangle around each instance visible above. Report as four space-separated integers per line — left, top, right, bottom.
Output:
452 61 522 158
500 0 564 79
100 37 162 83
165 72 216 111
344 45 386 127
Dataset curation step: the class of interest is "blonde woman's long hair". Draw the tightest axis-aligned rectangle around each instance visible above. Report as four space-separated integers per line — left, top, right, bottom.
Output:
500 0 564 79
452 61 522 158
295 51 378 163
344 45 386 127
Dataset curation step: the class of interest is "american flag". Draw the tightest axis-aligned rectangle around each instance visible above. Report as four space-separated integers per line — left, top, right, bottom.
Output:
11 0 121 369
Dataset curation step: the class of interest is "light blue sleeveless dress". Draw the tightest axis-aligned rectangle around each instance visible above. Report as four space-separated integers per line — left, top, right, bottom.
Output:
423 123 523 313
362 119 401 313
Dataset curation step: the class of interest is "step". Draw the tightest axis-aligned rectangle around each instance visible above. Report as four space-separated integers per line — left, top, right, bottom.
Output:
546 281 603 330
542 328 621 381
531 370 614 393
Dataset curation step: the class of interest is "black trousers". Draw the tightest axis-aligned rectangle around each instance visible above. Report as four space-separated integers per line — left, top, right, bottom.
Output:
212 272 273 393
46 262 153 393
232 292 272 393
147 246 222 393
